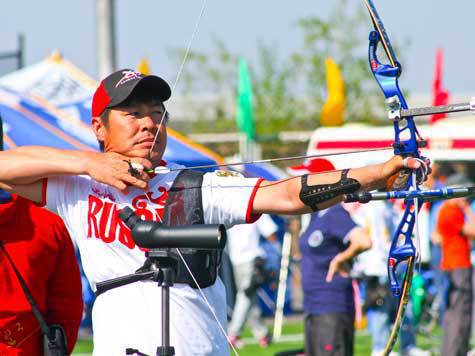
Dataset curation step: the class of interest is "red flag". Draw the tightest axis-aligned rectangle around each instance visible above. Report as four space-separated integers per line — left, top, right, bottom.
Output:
430 48 450 123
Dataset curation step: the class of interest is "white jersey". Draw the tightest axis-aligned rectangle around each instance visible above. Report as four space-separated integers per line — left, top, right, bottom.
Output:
227 214 278 265
350 201 393 278
43 162 263 356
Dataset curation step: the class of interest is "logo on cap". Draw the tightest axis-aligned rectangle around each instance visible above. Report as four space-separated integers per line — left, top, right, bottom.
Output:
116 70 143 88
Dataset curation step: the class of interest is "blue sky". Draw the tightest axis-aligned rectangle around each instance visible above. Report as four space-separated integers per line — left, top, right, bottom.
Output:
1 0 474 94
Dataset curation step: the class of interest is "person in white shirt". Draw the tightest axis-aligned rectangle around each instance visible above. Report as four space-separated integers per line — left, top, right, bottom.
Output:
227 214 278 347
0 69 428 355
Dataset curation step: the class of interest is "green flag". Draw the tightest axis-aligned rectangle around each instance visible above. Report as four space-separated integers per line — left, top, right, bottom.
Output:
235 58 255 141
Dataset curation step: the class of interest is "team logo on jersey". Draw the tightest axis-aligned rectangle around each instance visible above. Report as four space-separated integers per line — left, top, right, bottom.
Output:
215 170 240 177
87 185 168 250
307 230 324 247
92 184 116 202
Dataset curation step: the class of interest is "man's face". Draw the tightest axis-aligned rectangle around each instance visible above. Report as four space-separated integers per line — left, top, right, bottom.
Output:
92 100 167 165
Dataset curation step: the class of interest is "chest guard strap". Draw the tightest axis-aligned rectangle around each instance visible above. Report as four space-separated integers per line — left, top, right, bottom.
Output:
163 170 222 289
299 169 361 211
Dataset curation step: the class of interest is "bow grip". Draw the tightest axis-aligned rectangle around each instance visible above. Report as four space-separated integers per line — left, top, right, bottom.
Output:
388 244 415 297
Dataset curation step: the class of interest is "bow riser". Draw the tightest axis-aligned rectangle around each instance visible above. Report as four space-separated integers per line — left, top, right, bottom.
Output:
387 199 421 297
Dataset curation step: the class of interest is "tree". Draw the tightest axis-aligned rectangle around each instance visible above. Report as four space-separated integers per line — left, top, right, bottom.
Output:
290 0 384 122
169 0 394 138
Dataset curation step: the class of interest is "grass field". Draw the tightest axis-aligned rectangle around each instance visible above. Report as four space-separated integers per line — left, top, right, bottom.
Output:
72 318 445 355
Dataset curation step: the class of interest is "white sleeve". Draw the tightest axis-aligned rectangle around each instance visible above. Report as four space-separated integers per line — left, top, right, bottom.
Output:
201 171 263 227
44 175 91 220
256 214 278 237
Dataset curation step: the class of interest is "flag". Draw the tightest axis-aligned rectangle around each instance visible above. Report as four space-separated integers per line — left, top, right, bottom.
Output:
235 58 255 141
320 57 345 127
430 48 450 124
137 58 151 75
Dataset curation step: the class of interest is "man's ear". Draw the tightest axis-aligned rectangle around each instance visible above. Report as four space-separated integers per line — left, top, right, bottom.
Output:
91 116 106 141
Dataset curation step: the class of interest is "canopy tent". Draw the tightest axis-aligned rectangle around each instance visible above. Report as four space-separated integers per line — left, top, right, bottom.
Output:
305 118 475 169
0 53 223 168
0 86 95 151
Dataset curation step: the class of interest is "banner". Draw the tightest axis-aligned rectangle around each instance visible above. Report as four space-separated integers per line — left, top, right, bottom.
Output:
320 57 345 127
235 58 255 141
430 48 450 124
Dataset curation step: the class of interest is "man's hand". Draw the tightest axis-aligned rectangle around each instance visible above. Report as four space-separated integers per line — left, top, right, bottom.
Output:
326 253 350 282
84 152 153 192
382 156 431 191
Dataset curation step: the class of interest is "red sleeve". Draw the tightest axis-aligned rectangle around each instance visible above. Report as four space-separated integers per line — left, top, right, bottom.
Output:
246 178 264 223
437 203 465 237
45 218 83 353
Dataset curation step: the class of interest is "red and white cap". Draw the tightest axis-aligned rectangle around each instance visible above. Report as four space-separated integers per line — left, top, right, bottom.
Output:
92 69 171 117
287 158 335 176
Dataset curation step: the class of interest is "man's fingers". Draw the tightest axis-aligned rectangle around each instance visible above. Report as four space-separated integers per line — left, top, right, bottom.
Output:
133 158 153 171
403 157 421 169
137 170 151 182
109 178 128 192
128 164 151 182
118 173 148 190
326 264 335 283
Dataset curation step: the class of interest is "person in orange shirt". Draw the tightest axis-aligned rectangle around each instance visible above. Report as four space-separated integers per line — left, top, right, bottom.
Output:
436 184 475 356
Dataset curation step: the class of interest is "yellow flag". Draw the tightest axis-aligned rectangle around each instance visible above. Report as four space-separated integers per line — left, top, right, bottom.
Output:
137 58 151 75
320 57 345 126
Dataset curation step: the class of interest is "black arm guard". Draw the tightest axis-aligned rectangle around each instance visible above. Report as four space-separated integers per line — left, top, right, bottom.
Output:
299 169 361 211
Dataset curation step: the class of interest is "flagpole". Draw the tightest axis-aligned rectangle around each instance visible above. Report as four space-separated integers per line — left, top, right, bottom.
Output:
273 231 292 340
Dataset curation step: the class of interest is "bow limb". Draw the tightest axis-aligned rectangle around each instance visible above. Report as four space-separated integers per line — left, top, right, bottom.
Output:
384 256 415 355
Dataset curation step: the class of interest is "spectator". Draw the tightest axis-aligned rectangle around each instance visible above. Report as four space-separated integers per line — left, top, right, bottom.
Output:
0 117 83 355
290 158 371 356
437 175 475 356
0 194 83 355
426 163 448 326
300 202 371 356
227 214 278 347
351 201 394 356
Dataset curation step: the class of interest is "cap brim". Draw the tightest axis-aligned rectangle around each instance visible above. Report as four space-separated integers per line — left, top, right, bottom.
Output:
107 75 171 108
287 158 336 176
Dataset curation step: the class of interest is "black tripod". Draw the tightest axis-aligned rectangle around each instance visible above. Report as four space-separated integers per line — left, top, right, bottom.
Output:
96 207 226 355
96 249 179 356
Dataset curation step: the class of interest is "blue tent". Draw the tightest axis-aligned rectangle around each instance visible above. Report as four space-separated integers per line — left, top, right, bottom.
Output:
0 85 223 169
0 86 94 151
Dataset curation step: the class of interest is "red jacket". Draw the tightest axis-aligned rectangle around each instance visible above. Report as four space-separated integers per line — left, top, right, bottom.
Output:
437 201 471 270
0 195 83 355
